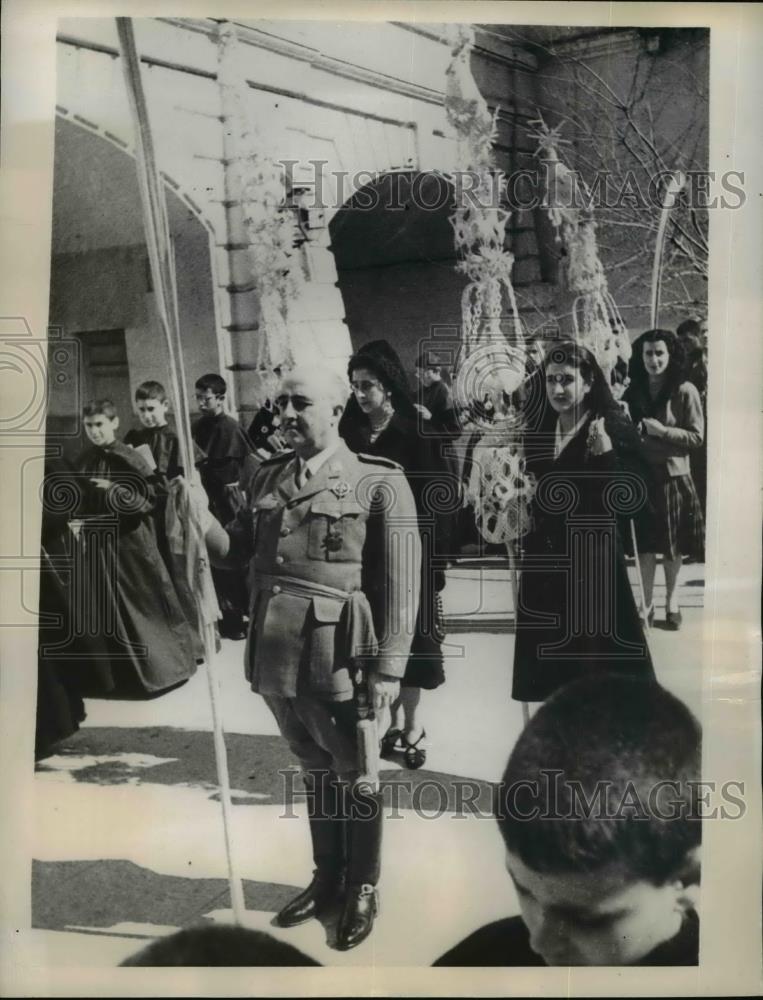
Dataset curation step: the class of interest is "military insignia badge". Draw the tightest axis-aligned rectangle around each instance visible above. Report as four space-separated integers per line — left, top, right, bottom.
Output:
324 528 343 552
331 480 350 499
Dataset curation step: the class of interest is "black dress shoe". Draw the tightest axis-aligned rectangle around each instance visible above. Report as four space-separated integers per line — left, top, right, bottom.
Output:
220 627 247 641
335 883 378 951
275 874 344 928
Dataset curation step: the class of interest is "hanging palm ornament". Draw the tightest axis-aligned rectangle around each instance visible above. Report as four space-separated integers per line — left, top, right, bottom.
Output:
217 23 303 397
444 24 534 546
529 116 630 379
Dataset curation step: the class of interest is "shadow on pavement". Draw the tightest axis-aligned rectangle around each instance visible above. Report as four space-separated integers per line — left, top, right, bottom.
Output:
36 727 495 814
32 858 299 933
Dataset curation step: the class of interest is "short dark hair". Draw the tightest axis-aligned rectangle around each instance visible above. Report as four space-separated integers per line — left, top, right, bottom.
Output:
135 380 168 402
83 399 118 419
195 373 227 397
121 924 321 967
676 319 701 340
495 676 701 885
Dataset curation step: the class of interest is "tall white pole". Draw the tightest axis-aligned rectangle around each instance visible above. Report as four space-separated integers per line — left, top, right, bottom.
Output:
115 17 246 924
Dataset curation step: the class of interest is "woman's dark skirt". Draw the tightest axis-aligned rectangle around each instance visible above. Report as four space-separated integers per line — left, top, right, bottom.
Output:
512 532 655 703
636 472 705 561
402 572 446 690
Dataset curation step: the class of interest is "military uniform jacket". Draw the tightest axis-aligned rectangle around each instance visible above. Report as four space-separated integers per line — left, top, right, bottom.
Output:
225 441 421 700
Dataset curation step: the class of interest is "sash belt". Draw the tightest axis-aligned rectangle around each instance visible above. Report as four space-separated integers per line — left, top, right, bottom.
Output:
255 574 379 662
255 573 352 601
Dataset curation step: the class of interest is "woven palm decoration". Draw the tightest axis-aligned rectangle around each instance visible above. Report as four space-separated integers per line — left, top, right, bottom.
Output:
530 117 630 378
444 24 534 544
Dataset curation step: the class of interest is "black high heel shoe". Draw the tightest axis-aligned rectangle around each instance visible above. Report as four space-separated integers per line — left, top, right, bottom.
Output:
402 731 427 770
380 728 403 759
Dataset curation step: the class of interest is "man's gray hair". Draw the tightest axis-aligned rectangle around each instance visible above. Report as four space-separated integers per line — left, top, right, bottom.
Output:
281 365 349 409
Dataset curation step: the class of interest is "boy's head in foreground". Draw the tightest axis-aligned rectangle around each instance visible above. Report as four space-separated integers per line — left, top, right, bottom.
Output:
121 924 320 966
495 676 701 966
195 373 227 416
135 380 170 429
83 399 119 446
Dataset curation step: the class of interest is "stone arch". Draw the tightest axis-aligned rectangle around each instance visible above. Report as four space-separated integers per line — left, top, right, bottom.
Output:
328 170 466 373
54 107 220 238
48 114 229 441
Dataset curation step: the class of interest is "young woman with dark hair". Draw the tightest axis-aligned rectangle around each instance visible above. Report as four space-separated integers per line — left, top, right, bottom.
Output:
625 330 705 630
512 341 655 703
341 340 454 769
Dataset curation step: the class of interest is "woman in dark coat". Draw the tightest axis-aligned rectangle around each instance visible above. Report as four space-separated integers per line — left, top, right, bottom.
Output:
340 340 456 768
624 329 705 630
512 341 655 703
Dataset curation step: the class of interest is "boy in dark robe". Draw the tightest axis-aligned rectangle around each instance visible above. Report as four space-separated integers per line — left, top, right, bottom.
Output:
73 399 197 696
413 350 461 439
191 373 252 640
435 675 701 966
124 380 204 656
124 380 182 558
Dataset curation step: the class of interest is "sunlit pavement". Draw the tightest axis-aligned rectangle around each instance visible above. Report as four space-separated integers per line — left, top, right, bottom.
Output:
31 563 705 967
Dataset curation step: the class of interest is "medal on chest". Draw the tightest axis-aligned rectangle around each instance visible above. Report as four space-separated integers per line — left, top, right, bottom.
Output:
324 525 344 552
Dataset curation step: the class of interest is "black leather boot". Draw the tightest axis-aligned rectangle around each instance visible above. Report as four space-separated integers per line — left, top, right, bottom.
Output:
335 787 383 951
276 772 347 929
274 867 344 928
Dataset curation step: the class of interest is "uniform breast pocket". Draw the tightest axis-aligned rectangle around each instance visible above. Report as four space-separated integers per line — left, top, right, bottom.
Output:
307 498 365 561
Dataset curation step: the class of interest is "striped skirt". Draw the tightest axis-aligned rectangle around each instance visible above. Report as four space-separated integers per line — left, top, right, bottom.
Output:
636 472 705 561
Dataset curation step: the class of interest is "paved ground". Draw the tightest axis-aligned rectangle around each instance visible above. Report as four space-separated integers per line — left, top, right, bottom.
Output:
31 562 705 967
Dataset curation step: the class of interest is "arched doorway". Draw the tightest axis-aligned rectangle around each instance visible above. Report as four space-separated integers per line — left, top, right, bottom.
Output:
47 116 222 456
329 171 466 374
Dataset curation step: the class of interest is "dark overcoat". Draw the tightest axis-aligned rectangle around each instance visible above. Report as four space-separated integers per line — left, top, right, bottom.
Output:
512 412 655 702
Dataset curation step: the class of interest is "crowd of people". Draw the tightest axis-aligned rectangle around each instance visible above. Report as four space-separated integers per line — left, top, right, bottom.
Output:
36 317 708 963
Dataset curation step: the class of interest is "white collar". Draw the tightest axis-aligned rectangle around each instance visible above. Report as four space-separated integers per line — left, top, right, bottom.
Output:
297 438 342 478
554 411 590 458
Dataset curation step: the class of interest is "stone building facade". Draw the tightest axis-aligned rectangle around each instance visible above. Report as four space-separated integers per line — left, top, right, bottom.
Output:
48 18 708 439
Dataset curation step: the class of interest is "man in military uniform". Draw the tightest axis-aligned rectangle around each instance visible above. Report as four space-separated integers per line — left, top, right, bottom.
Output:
207 365 421 951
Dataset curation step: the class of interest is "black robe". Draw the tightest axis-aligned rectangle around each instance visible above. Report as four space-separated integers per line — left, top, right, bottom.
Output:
36 458 113 756
420 380 461 438
73 441 197 695
192 412 252 525
192 412 253 621
124 423 183 479
123 424 182 567
512 410 655 702
123 424 205 659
